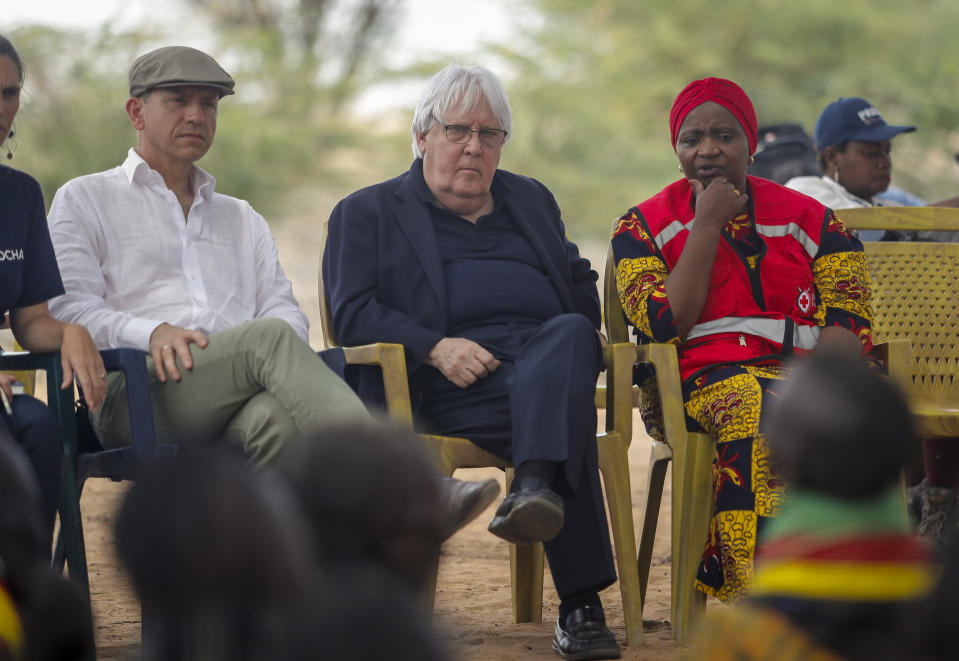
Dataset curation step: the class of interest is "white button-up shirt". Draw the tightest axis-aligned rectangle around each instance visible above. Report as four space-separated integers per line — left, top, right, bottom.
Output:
784 174 877 209
48 149 309 351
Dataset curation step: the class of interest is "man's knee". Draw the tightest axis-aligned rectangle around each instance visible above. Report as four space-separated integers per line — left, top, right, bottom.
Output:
11 396 61 445
220 318 310 373
544 313 599 347
234 317 301 348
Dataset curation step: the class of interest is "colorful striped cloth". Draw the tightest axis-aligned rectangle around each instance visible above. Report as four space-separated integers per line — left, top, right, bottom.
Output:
0 580 24 660
688 489 936 660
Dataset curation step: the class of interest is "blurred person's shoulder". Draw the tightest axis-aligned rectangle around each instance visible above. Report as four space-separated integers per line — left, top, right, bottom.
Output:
784 174 830 198
784 174 871 211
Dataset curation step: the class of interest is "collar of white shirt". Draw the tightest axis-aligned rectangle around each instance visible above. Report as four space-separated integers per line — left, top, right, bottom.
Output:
121 148 216 203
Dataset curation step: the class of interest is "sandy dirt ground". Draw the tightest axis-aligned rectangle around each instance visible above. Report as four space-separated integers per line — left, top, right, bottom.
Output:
71 219 691 660
83 413 685 661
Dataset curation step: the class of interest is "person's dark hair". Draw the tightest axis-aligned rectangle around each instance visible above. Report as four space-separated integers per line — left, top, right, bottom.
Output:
0 435 95 661
902 529 959 659
817 140 849 174
115 449 318 661
275 422 445 592
288 566 449 661
0 35 24 84
0 435 46 587
763 350 913 499
115 448 314 611
19 569 95 661
748 123 819 184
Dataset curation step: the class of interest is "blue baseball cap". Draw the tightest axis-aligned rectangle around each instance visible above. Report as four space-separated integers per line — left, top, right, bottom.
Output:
814 97 915 148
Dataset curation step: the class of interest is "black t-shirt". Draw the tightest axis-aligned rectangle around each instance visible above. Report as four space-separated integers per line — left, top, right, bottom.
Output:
0 166 65 324
411 168 564 346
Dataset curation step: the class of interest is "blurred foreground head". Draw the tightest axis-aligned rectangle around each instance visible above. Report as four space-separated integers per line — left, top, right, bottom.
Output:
765 350 913 499
115 449 315 661
275 421 445 592
0 434 45 575
289 565 449 661
0 436 94 661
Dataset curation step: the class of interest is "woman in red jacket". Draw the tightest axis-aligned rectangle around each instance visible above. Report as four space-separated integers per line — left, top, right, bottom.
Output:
611 77 873 602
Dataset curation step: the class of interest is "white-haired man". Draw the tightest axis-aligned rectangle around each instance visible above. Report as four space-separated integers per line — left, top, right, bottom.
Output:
324 65 620 659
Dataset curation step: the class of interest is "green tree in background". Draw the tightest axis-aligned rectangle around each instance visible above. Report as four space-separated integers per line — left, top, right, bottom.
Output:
9 0 404 215
9 25 146 207
497 0 959 237
9 0 959 238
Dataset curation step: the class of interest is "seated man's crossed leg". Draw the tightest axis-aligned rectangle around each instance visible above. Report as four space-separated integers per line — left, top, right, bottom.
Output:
420 313 619 659
91 318 367 464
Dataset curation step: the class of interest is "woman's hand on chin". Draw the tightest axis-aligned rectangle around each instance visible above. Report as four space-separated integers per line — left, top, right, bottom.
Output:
690 177 749 231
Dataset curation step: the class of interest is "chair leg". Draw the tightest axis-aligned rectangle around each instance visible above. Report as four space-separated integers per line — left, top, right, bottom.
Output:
423 559 439 618
57 462 90 599
898 472 909 524
503 467 544 622
669 432 714 643
52 475 88 574
52 525 66 572
637 441 670 607
510 541 544 622
597 435 643 646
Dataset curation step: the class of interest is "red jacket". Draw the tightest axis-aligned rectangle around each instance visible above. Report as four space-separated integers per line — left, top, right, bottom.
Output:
637 177 838 380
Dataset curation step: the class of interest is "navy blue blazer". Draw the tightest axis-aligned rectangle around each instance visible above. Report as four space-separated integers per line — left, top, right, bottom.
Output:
323 160 601 407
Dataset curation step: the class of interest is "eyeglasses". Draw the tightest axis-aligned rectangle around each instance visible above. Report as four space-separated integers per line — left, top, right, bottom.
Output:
442 124 508 148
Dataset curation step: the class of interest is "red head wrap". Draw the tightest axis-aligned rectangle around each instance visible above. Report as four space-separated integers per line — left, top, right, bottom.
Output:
669 77 758 154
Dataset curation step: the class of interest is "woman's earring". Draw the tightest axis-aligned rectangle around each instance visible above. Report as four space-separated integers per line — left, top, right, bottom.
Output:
6 128 15 160
748 155 754 165
677 164 683 172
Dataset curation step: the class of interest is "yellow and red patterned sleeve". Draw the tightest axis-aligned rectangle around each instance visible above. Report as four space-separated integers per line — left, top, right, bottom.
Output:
610 208 679 344
812 210 874 352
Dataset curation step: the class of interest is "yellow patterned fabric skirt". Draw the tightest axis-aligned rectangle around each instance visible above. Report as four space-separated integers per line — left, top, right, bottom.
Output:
686 604 843 661
679 363 790 602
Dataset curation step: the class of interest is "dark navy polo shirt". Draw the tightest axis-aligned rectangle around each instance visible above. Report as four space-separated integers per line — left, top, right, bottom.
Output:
0 167 65 323
410 163 564 345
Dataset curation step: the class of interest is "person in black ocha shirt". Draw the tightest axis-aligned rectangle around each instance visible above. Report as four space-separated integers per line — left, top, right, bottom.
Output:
0 35 106 541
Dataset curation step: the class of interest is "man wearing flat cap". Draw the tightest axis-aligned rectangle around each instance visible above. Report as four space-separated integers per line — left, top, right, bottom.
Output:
44 46 368 464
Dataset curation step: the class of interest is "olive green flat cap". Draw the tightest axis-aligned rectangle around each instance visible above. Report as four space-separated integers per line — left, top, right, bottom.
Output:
129 46 235 98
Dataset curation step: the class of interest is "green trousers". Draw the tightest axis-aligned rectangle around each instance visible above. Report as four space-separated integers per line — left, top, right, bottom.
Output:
92 318 369 464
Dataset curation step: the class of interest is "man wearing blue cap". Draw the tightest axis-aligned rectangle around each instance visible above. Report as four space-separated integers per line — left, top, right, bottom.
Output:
787 96 959 545
786 96 959 212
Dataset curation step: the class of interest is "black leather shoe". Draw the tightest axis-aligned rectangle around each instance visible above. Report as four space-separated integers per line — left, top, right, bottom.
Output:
552 605 621 660
440 476 501 541
487 477 564 545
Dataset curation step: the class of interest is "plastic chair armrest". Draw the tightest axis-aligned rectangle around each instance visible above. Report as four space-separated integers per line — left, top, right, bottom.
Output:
98 349 157 456
602 342 636 439
634 343 690 452
0 351 78 455
868 339 912 394
340 342 413 426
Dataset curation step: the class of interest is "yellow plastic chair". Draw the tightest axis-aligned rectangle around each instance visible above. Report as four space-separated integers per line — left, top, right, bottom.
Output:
319 232 644 645
603 229 909 643
603 248 713 642
837 207 959 435
3 340 36 395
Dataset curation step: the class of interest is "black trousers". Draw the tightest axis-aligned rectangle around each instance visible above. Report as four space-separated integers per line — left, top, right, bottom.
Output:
419 313 616 598
0 394 63 540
